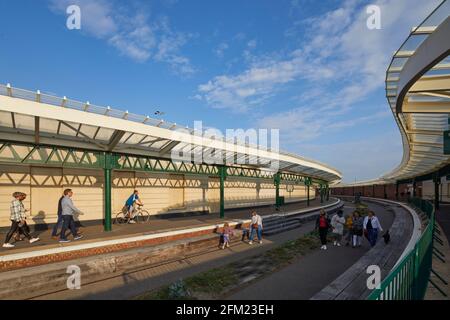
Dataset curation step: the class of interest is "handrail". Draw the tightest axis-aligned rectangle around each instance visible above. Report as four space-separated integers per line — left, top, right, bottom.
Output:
367 197 435 300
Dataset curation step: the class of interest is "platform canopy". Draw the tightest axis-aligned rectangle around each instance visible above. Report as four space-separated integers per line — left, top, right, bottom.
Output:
337 1 450 187
0 84 341 184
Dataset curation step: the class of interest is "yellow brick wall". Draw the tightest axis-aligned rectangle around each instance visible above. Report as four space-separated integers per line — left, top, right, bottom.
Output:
0 164 316 227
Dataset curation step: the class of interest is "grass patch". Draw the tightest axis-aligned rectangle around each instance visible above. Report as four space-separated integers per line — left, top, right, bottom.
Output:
184 266 238 295
135 232 321 300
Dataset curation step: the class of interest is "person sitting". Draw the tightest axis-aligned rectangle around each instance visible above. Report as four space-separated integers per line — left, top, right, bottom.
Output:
124 190 144 224
220 222 233 249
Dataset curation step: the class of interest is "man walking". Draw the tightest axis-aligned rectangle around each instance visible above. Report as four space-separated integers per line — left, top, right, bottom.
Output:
59 189 84 243
249 210 263 245
51 194 64 240
2 192 40 248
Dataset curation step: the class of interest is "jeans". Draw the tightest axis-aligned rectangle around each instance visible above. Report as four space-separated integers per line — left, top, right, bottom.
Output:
249 225 262 241
319 227 328 245
367 228 379 247
51 215 63 237
4 220 32 243
60 215 78 240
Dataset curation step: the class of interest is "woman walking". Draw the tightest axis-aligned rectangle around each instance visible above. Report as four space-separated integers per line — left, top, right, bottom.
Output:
352 211 364 248
331 210 345 246
3 192 40 248
344 213 353 246
363 211 383 247
315 209 330 250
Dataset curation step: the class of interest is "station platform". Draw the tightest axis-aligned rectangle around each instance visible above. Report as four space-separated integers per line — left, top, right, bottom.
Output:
0 198 339 272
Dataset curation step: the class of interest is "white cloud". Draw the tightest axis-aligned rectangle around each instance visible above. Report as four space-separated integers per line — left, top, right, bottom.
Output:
247 39 257 49
298 132 403 183
48 0 195 74
197 50 335 112
214 42 229 58
197 0 440 112
49 0 116 38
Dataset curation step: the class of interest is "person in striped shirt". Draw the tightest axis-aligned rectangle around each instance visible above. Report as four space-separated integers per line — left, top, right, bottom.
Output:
2 192 40 248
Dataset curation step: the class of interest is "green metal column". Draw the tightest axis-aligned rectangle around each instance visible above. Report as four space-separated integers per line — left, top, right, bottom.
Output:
326 185 330 201
434 173 440 211
104 152 113 232
219 165 227 219
320 184 324 204
274 172 281 208
305 177 311 207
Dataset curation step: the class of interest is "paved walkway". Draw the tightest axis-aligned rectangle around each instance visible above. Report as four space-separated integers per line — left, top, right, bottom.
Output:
426 204 450 300
0 198 332 256
226 201 394 300
33 200 393 300
436 204 450 245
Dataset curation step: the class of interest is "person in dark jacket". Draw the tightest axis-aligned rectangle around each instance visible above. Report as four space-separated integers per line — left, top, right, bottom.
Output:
315 209 331 250
51 195 64 239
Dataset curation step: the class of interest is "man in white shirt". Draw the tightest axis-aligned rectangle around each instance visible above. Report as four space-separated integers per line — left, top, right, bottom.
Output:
249 210 263 245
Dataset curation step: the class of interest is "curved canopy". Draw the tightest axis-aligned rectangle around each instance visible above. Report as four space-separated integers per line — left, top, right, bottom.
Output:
339 1 450 187
0 84 341 184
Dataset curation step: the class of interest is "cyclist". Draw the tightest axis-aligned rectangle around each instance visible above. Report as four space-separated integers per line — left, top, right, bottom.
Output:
124 190 144 224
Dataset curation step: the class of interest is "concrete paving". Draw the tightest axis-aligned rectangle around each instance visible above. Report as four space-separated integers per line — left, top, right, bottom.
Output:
33 201 393 300
226 202 394 300
0 198 332 256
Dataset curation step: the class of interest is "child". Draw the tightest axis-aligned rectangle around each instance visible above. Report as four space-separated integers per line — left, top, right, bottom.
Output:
220 222 233 249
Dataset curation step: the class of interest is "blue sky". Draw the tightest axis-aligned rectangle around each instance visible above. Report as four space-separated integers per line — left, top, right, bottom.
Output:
0 0 442 182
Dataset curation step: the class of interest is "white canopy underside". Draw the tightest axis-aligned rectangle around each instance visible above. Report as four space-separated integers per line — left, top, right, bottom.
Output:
0 85 341 183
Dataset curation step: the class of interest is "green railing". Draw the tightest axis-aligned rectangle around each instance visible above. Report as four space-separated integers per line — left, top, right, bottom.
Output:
367 197 435 300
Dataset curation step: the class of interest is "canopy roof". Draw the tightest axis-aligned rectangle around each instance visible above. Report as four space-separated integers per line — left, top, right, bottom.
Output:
0 84 341 183
339 1 450 187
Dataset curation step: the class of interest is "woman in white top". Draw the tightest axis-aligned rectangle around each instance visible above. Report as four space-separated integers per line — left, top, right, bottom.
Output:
331 210 345 246
363 211 383 247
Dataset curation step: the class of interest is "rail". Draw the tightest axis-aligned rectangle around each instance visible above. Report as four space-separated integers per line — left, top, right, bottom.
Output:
367 197 434 300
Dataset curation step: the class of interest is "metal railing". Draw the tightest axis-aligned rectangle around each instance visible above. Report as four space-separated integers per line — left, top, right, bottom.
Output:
367 197 434 300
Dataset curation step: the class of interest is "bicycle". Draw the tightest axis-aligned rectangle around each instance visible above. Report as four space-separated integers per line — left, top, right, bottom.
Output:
114 205 150 224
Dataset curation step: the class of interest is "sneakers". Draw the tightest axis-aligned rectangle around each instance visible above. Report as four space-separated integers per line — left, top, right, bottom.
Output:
333 241 337 246
337 243 341 247
225 242 229 248
29 238 40 244
128 220 136 224
59 239 71 243
2 243 14 248
74 235 83 241
323 245 327 250
259 240 263 244
248 241 253 245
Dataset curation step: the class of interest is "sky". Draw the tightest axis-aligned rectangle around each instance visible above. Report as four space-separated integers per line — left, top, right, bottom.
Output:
0 0 443 182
